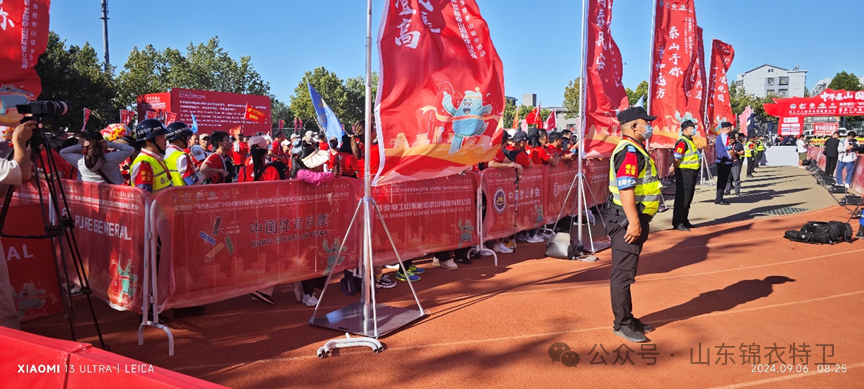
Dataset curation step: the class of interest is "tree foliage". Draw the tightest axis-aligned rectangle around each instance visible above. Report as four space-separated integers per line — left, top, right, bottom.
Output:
116 36 271 110
562 78 581 119
288 67 347 133
626 80 649 107
827 71 862 91
35 32 117 132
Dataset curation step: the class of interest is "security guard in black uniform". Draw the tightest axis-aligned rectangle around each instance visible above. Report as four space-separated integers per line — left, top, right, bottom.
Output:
670 120 700 231
604 107 662 343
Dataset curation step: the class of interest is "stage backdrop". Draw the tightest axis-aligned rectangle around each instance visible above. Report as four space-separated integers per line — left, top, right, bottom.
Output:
137 89 272 135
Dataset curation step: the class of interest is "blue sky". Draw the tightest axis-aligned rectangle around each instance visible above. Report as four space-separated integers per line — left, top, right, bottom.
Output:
51 0 862 107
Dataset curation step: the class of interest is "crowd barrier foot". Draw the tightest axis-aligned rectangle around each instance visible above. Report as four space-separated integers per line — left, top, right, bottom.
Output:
316 333 384 358
580 241 611 256
468 247 498 266
310 302 424 338
138 321 175 356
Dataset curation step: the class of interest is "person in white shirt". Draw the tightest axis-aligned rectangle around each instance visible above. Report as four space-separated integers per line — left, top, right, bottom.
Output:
795 136 808 169
836 131 858 188
1 122 35 330
60 132 135 184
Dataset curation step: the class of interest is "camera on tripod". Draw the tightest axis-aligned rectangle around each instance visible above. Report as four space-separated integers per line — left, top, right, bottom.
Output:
15 101 69 146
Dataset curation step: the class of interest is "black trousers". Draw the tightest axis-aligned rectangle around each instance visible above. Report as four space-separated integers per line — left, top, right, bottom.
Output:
604 208 650 330
754 152 764 170
672 168 698 227
715 163 732 201
746 156 756 176
825 157 838 176
725 163 742 195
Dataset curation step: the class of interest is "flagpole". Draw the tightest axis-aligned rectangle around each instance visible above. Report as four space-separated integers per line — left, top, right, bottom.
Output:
647 0 657 114
577 0 587 249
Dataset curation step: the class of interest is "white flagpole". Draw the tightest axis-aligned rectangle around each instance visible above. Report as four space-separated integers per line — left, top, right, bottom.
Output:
577 0 587 248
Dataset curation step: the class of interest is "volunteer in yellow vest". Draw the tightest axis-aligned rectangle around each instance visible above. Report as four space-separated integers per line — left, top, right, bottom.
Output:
605 106 662 343
670 120 700 231
130 119 174 194
163 121 222 186
745 134 757 177
753 137 766 173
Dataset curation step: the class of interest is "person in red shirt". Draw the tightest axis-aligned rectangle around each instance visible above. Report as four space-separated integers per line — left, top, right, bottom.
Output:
232 134 249 166
201 131 235 183
238 136 282 182
489 131 532 172
546 132 574 162
527 130 559 166
269 130 288 164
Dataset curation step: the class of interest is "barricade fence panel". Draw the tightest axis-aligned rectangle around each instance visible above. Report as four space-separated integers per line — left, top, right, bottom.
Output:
371 172 479 265
851 155 864 195
60 180 150 312
151 177 362 309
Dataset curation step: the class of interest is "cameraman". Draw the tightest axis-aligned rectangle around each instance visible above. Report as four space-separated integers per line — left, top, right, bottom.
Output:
836 131 858 188
1 122 36 330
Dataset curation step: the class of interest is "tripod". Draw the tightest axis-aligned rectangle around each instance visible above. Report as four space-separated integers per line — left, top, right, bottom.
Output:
0 129 107 350
548 162 610 260
699 150 714 186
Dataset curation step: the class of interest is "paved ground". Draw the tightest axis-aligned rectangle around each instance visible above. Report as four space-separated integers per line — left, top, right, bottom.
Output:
20 166 864 388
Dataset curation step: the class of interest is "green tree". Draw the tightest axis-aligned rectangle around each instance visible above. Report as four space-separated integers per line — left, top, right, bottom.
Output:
35 32 117 132
827 71 862 91
289 67 347 133
502 98 517 128
271 99 293 132
116 36 271 110
562 78 581 119
343 72 379 127
626 80 649 107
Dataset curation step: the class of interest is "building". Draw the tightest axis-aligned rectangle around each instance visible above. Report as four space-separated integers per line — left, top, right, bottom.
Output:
735 64 807 98
522 93 537 107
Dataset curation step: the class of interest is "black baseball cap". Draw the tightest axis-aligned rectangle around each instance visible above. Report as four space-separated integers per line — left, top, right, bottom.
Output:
617 106 657 124
681 120 696 130
720 122 733 128
511 131 528 142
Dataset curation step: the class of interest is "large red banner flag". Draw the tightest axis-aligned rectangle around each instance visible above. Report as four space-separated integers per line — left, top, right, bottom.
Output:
244 104 265 123
706 39 735 134
687 25 709 143
375 0 505 185
583 0 630 158
649 0 698 149
0 0 51 100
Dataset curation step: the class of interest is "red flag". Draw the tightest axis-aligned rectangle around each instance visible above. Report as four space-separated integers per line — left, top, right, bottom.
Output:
244 104 265 123
583 0 629 158
164 111 178 124
649 0 699 148
228 126 242 137
278 119 285 131
0 0 51 99
293 117 299 134
545 109 557 131
706 39 735 134
119 109 135 125
145 111 158 120
375 0 504 184
511 108 519 129
686 25 708 141
81 108 91 132
525 107 540 125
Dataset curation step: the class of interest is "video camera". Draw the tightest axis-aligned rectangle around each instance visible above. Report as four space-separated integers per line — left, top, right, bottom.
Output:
15 101 69 146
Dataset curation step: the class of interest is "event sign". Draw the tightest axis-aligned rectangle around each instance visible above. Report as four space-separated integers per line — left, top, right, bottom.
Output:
649 0 700 148
813 122 838 136
138 89 271 135
371 172 478 263
375 0 505 185
154 178 360 309
763 89 864 117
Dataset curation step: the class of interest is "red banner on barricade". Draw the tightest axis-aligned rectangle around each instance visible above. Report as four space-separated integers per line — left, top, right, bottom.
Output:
371 173 478 264
3 183 63 322
481 167 549 240
153 178 361 309
545 162 579 224
851 155 864 196
584 159 611 208
61 180 150 312
651 149 675 179
3 185 64 322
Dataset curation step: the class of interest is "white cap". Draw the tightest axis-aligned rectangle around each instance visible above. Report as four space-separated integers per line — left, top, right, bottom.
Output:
247 136 268 149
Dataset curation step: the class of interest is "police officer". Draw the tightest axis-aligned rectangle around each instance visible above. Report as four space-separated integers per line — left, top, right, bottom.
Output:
670 120 700 231
745 134 757 177
164 122 222 186
130 119 174 194
725 132 746 196
714 122 734 205
605 106 661 343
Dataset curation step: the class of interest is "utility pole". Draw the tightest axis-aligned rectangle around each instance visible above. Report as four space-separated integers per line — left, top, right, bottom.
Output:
100 0 109 72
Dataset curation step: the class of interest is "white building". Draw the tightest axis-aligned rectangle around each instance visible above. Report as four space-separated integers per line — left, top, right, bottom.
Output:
735 64 807 98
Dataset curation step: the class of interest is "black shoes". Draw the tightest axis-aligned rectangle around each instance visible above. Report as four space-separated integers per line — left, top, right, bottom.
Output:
683 221 696 229
715 200 730 205
674 224 691 231
613 324 649 343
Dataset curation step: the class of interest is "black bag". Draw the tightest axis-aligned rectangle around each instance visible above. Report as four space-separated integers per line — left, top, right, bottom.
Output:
840 195 863 206
785 221 854 244
829 185 848 194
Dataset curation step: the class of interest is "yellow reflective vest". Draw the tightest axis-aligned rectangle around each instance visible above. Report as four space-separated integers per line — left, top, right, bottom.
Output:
130 150 174 194
608 138 662 217
677 136 699 170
